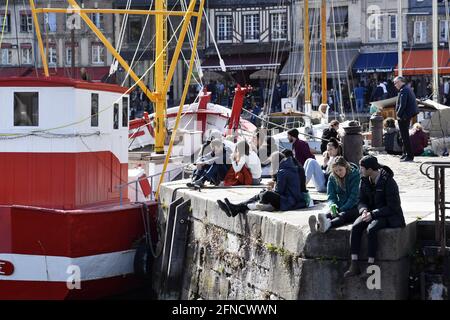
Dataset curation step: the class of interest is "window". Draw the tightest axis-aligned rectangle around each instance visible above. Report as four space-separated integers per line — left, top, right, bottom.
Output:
65 47 72 66
271 12 287 41
91 13 104 30
92 44 104 64
328 6 348 38
414 20 427 44
368 12 382 41
21 48 33 65
45 13 57 32
129 18 143 43
14 92 39 126
389 15 397 40
1 48 12 65
113 103 119 130
48 47 57 65
244 14 260 42
217 15 232 42
440 20 449 42
20 14 33 33
91 93 99 127
122 97 129 127
0 13 11 32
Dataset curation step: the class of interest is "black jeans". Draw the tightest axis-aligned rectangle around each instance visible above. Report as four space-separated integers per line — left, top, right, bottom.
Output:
326 206 360 229
398 119 413 159
350 216 389 258
242 190 281 210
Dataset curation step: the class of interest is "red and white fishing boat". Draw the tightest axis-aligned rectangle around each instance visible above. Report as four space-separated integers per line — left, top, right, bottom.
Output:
0 77 156 299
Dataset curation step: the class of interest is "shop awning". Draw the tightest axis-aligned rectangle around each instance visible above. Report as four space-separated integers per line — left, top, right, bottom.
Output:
279 49 359 79
352 52 398 73
0 67 111 82
201 54 281 71
395 49 450 75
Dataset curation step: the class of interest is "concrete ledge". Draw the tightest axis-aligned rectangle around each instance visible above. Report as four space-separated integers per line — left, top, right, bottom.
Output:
159 180 424 300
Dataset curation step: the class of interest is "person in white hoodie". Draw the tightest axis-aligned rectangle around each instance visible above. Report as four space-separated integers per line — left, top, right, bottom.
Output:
232 140 262 185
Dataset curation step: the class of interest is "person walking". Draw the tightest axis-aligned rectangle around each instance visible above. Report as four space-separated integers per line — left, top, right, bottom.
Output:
394 76 419 162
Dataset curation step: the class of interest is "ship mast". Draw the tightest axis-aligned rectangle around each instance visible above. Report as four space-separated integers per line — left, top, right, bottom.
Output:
319 0 328 119
432 0 439 102
304 0 312 117
155 0 167 154
397 0 403 77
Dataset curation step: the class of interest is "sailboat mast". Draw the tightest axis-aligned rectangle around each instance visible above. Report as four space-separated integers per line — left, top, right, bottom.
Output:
397 0 403 77
29 0 49 77
321 0 327 106
155 0 167 154
432 0 439 102
304 0 311 109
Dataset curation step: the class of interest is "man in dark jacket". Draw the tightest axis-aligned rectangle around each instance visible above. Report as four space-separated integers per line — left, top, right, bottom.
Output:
217 152 307 216
344 155 405 278
394 76 419 162
320 120 340 153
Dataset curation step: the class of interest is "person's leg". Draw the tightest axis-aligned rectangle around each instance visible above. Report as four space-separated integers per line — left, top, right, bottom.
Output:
344 216 369 277
259 191 281 210
398 119 414 160
204 164 220 185
366 218 389 262
304 159 326 192
330 207 360 229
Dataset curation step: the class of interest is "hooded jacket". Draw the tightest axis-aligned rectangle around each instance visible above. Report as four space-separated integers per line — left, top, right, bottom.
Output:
358 165 405 227
327 162 360 212
275 157 306 211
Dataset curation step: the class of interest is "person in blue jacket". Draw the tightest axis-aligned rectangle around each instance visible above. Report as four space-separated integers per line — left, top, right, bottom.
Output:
309 156 360 233
217 152 306 217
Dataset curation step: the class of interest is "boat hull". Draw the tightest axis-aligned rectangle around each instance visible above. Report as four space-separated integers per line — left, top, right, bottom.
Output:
0 202 157 300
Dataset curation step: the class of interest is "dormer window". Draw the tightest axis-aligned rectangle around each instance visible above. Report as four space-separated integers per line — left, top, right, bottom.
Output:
14 92 39 126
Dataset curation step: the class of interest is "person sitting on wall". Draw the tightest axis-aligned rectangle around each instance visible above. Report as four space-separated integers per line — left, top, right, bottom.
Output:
344 155 405 278
303 138 342 193
308 156 360 233
251 131 279 177
409 123 429 156
217 152 307 216
188 138 232 188
224 140 262 186
383 117 403 156
320 120 340 153
281 149 311 207
287 128 315 166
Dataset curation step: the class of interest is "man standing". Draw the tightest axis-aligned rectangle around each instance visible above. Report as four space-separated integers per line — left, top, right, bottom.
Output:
287 129 315 166
354 82 367 113
344 155 405 277
394 76 419 162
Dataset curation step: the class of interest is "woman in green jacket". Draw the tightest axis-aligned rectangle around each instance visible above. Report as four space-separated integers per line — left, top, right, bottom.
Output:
309 156 361 233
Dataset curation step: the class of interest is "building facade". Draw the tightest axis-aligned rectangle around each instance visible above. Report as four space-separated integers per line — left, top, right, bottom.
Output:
0 0 114 80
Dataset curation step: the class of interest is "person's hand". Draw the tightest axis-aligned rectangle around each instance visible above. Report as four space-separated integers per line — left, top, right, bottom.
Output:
323 151 330 165
362 211 372 222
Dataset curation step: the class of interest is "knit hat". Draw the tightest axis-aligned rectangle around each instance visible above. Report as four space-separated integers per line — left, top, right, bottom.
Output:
360 155 381 170
287 128 299 139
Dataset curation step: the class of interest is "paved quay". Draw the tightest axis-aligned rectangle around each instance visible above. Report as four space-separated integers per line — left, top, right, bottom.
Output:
158 153 449 300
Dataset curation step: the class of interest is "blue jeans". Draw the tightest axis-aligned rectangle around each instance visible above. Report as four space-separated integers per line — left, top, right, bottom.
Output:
356 99 365 113
304 158 327 193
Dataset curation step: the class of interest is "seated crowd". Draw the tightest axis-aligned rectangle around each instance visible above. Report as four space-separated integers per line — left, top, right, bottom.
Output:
187 125 405 277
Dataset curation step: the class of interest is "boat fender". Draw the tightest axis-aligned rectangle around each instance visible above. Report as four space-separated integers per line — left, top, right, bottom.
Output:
133 237 154 281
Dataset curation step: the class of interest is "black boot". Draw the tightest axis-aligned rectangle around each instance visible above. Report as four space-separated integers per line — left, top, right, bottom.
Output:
217 200 231 217
224 198 247 217
344 260 361 278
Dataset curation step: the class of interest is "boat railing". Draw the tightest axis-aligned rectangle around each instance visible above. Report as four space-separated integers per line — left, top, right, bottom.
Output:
117 165 190 204
419 161 450 256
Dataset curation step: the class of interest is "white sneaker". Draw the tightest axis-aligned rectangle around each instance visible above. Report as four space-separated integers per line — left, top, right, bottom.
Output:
255 202 275 211
318 213 331 233
308 215 317 233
